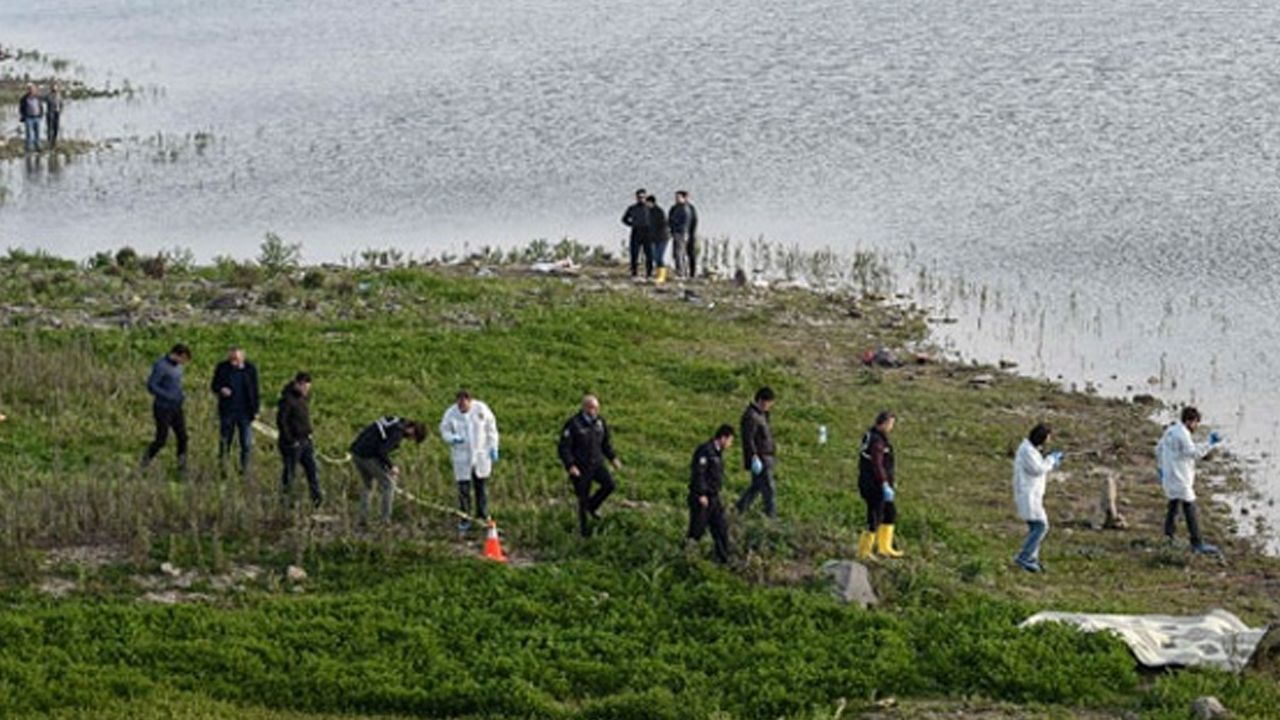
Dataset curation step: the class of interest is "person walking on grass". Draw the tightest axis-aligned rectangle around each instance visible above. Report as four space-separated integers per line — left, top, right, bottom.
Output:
558 394 622 537
622 188 654 279
210 346 260 475
43 82 63 150
350 416 427 524
1156 406 1224 554
439 389 500 532
668 191 699 278
688 424 735 564
141 343 192 475
647 194 670 283
735 387 779 518
278 372 323 507
18 84 42 152
1012 423 1063 573
857 410 904 559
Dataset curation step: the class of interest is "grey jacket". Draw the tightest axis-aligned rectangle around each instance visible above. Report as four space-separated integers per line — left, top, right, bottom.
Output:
740 402 775 470
146 356 185 410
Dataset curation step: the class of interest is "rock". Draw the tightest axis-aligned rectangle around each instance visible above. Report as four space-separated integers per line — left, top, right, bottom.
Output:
998 358 1018 369
819 560 877 608
160 561 181 577
1190 696 1228 720
286 565 308 583
969 374 995 388
1132 394 1158 405
1246 623 1280 679
207 293 242 311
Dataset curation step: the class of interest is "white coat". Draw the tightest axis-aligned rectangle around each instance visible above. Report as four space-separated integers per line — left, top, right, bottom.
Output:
1156 422 1211 502
439 400 499 482
1012 439 1055 522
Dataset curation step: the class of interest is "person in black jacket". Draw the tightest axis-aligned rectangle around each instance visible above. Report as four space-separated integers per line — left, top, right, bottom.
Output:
558 395 623 537
210 346 260 474
277 372 322 507
735 387 778 518
647 195 670 283
688 424 735 563
621 188 653 278
350 416 426 523
857 410 903 559
668 191 699 278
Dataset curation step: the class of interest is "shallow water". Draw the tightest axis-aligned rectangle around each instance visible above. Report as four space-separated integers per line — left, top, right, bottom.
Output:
2 0 1278 543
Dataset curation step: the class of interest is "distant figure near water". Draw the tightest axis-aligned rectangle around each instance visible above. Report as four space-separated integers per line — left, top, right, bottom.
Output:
44 82 64 150
18 84 42 152
668 191 699 278
622 189 653 278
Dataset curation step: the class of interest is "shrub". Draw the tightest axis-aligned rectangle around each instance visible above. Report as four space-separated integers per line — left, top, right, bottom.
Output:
258 232 301 279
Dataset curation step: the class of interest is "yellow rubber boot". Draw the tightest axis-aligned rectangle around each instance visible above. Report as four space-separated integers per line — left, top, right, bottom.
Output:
877 524 904 558
656 266 668 284
856 530 876 560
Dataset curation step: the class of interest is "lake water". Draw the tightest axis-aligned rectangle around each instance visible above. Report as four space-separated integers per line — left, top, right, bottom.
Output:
2 1 1278 544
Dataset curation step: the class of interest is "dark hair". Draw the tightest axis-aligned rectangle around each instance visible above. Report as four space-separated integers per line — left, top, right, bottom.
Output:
1028 423 1051 447
635 188 646 196
1181 406 1201 424
405 421 427 442
754 386 776 402
645 195 657 203
456 389 472 401
875 410 896 427
714 423 735 439
676 190 688 199
170 343 191 358
294 371 312 383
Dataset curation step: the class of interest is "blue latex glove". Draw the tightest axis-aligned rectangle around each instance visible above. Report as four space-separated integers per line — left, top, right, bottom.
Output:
1047 451 1064 469
750 455 764 475
882 484 896 503
489 448 499 462
1209 431 1223 446
451 435 466 445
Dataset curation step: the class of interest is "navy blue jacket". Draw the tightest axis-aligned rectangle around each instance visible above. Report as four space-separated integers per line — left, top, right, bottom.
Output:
210 360 260 418
146 356 185 410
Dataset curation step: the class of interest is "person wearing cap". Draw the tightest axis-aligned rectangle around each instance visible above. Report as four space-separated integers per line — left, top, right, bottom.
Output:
350 416 428 524
688 423 735 564
857 410 903 559
439 389 500 531
558 394 622 537
735 387 779 518
278 372 322 507
141 343 193 474
1155 406 1224 554
1012 423 1062 572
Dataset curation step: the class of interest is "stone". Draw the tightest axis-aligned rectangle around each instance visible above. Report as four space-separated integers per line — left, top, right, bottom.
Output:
286 565 308 583
1246 623 1280 679
1190 696 1228 720
820 560 877 608
160 561 181 577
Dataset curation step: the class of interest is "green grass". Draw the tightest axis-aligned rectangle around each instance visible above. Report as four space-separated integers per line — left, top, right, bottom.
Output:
0 257 1277 718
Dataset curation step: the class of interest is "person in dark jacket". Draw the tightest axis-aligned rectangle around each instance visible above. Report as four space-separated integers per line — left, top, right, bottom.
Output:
141 343 193 474
210 346 260 474
558 395 623 537
350 416 427 523
688 424 735 563
735 387 778 518
18 84 42 152
43 82 63 150
857 410 903 559
647 195 670 283
621 188 653 278
668 191 699 278
277 372 322 507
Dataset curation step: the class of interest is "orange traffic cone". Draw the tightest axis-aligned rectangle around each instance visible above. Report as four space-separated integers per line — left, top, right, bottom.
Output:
483 519 507 563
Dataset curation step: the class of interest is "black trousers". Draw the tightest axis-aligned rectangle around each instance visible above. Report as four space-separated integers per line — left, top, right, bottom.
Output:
146 405 188 460
458 472 489 520
687 236 698 278
46 112 60 147
688 495 731 563
858 477 897 531
1164 499 1202 545
281 440 322 504
629 235 654 277
572 465 615 536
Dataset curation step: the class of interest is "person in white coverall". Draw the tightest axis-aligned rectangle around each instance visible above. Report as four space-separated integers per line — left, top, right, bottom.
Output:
1012 423 1063 573
1155 406 1223 554
440 389 500 531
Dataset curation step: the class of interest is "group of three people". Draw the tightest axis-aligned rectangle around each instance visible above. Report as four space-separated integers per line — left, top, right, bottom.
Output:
17 82 64 153
621 189 699 282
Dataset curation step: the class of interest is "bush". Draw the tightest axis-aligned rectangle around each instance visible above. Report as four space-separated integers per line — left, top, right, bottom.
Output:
258 232 301 279
301 269 326 290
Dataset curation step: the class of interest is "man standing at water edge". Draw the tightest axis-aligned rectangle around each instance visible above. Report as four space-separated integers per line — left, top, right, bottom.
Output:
43 82 64 150
558 395 622 537
18 84 42 152
668 191 699 278
735 387 779 518
141 343 192 474
211 346 260 475
1156 406 1224 554
622 189 653 278
688 424 735 564
439 389 500 531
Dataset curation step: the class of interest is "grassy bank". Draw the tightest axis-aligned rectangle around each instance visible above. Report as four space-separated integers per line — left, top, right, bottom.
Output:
0 247 1277 719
